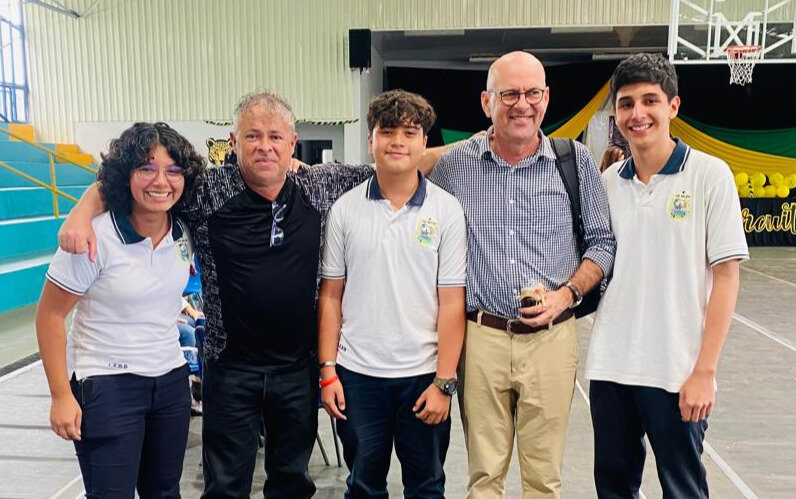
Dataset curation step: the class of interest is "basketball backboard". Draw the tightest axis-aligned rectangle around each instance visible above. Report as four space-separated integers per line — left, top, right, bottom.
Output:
668 0 796 64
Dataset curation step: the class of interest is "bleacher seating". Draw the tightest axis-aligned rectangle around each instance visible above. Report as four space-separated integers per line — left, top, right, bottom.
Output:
0 123 95 314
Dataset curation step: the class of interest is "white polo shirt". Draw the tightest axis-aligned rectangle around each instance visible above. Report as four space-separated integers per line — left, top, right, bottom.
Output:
46 211 191 380
321 174 467 378
585 140 749 393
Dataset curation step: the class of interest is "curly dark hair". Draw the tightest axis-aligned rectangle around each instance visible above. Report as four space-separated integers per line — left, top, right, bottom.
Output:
610 53 679 105
367 89 437 135
97 122 205 214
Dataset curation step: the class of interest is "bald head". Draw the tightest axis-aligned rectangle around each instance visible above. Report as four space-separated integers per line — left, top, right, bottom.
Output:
486 51 545 91
481 51 549 156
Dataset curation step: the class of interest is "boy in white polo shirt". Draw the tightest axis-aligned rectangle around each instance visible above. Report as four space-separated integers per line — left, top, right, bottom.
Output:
318 90 466 498
585 54 749 498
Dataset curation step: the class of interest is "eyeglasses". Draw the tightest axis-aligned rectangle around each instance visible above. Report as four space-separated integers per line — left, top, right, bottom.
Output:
489 88 547 107
133 164 185 182
270 201 286 247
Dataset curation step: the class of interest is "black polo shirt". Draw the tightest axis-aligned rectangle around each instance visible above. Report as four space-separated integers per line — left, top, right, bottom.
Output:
208 177 320 367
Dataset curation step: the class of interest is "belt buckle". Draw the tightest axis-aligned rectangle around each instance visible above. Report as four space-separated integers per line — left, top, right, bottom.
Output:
506 318 521 334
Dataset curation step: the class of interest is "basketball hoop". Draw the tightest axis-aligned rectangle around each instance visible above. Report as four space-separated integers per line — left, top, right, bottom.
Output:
725 45 762 85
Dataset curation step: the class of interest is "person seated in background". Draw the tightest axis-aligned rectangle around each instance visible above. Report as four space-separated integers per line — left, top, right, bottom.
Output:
35 122 205 498
599 145 626 173
177 297 204 415
177 297 203 348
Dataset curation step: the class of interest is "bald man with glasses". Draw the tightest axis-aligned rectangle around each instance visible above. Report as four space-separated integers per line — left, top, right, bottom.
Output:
428 51 616 498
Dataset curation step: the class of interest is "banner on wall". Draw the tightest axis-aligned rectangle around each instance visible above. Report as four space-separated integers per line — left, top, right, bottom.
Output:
741 199 796 246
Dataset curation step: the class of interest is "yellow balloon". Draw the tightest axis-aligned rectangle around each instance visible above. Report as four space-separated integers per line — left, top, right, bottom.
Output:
764 185 777 197
770 172 784 186
786 174 796 189
750 172 767 187
734 172 749 186
776 185 790 198
753 186 766 198
737 184 750 197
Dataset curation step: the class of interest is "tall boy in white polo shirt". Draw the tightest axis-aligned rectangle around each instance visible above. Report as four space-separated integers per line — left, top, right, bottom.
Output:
585 53 749 498
318 89 467 498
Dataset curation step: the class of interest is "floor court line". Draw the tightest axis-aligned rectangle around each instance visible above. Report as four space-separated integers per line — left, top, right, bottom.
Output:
47 474 82 499
0 359 41 383
703 441 760 499
733 312 796 354
741 266 796 290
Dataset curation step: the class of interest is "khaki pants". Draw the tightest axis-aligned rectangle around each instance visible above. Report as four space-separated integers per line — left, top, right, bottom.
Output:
459 317 578 499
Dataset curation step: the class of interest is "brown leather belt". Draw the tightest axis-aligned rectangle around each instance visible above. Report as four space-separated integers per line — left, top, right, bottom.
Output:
466 309 574 335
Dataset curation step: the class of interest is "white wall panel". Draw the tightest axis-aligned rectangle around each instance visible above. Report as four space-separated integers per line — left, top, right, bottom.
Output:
25 0 357 142
356 0 671 29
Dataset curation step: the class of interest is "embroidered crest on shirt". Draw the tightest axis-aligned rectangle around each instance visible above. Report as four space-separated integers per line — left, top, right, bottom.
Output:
414 217 440 247
668 192 691 221
177 241 191 263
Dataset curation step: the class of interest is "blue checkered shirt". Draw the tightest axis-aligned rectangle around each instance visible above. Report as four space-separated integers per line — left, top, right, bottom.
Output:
429 131 616 318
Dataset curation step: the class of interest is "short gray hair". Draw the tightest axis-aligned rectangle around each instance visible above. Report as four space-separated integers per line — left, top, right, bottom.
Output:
233 90 296 132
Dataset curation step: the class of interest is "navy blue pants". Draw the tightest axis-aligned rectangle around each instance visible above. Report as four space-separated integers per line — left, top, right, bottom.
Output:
201 360 317 499
70 364 191 499
336 366 451 499
590 380 709 499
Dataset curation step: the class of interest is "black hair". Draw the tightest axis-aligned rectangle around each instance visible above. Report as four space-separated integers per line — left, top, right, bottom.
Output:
97 122 205 213
610 53 679 105
367 89 437 135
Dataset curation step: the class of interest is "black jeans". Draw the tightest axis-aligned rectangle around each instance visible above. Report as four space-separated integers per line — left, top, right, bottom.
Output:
590 380 709 499
201 360 317 499
71 364 191 499
336 366 450 499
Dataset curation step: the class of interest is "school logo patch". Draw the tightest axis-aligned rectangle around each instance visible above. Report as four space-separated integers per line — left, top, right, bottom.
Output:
668 191 692 221
414 217 440 247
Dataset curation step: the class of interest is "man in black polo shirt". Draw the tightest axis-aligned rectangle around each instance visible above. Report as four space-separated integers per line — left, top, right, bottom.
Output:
58 91 453 498
182 93 377 498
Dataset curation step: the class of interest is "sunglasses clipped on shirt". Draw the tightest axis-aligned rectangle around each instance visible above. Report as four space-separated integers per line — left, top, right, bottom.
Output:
270 201 286 247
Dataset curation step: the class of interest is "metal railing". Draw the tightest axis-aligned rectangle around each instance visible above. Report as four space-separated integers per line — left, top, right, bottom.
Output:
0 127 96 218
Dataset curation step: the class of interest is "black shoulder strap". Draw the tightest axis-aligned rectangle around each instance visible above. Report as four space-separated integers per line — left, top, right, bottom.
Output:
550 138 585 253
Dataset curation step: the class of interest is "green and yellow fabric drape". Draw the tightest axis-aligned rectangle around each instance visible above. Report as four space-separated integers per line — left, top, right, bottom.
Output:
669 119 796 176
548 80 611 139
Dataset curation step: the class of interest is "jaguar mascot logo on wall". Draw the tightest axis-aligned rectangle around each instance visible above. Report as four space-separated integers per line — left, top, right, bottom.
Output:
206 138 233 166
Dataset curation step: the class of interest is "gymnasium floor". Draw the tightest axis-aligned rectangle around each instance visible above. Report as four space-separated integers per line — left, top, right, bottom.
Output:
1 246 793 498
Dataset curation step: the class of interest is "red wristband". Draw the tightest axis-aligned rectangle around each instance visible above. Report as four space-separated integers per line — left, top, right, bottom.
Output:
319 375 339 388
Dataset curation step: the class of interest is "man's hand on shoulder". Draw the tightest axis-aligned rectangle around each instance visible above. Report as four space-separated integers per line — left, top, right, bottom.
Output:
58 212 97 262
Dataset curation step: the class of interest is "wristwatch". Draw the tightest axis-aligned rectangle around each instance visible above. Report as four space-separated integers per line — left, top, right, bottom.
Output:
433 377 458 396
562 281 583 308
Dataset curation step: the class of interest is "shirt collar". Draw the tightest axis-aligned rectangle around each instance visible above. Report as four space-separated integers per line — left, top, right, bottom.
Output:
478 126 557 165
110 211 183 245
367 171 427 207
618 138 690 180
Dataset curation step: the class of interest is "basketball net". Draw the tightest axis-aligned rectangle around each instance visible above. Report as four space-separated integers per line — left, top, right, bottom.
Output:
725 45 762 85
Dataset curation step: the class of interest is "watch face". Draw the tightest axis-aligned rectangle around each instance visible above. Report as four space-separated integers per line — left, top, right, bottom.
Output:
445 380 458 395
